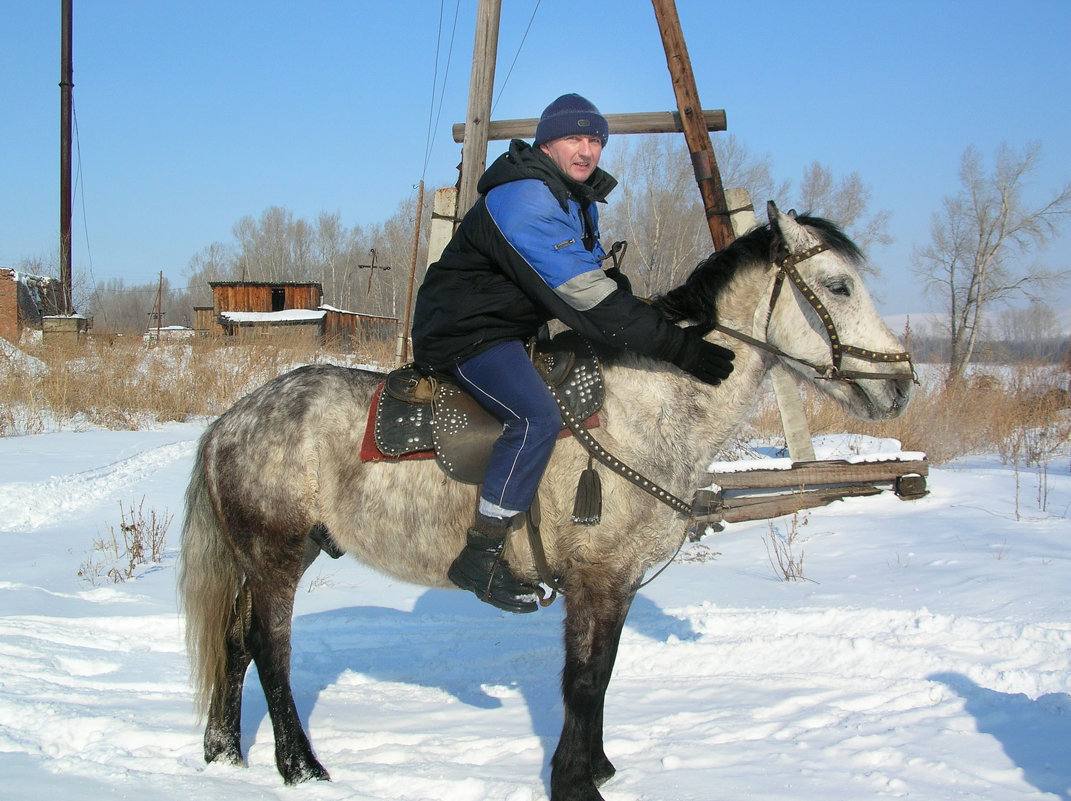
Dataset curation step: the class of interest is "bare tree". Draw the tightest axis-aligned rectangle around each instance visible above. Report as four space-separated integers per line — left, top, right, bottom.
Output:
86 276 178 333
598 135 889 293
913 142 1071 380
599 136 706 294
599 134 787 294
796 162 892 269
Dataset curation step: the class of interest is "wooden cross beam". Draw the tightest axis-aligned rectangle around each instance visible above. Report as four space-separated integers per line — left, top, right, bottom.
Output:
450 109 726 143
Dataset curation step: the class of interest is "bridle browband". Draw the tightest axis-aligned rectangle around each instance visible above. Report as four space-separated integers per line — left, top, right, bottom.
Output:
713 243 916 383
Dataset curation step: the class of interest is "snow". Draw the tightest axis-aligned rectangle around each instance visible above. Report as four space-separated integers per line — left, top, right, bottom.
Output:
709 437 928 473
220 309 327 323
1 421 1070 800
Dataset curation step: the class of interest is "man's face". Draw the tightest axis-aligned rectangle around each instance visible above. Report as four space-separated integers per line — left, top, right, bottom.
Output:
539 135 603 182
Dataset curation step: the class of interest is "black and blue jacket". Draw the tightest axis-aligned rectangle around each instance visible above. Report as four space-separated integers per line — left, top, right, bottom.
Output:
411 139 688 370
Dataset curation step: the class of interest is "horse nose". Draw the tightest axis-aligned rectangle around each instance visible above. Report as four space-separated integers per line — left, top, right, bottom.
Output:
889 377 913 413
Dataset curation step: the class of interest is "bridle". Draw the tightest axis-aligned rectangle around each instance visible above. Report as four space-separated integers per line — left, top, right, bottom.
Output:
713 243 916 383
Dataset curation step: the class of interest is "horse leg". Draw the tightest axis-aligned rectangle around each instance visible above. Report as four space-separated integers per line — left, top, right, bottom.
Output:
245 537 329 784
550 572 638 801
203 582 253 766
202 538 322 768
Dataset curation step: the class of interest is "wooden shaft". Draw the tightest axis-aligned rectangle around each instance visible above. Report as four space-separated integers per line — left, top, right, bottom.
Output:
651 0 734 251
450 109 726 143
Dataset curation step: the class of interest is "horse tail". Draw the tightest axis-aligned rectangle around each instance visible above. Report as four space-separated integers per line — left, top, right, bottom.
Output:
178 429 242 720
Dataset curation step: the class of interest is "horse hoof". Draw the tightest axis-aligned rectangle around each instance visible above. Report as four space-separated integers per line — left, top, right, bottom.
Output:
203 736 244 768
283 761 331 785
592 756 616 787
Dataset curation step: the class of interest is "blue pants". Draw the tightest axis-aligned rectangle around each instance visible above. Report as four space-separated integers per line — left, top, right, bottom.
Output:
450 340 562 519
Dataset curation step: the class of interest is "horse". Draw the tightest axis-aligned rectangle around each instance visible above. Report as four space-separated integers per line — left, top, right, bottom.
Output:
178 202 914 801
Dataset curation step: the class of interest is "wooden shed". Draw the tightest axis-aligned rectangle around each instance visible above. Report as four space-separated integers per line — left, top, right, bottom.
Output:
199 281 324 338
208 281 323 316
322 306 398 349
198 280 397 347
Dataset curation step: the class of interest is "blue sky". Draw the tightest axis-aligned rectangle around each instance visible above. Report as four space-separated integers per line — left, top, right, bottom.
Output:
2 0 1069 316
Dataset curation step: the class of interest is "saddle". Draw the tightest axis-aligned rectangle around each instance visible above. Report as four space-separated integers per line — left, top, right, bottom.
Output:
363 332 604 485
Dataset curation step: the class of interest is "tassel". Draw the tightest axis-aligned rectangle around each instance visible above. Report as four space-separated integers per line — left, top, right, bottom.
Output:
572 456 602 525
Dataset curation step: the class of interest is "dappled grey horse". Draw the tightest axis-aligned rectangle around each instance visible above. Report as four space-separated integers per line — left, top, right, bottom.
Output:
179 203 914 801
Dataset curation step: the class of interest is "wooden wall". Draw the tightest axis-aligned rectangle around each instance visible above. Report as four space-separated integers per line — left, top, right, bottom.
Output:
209 282 323 314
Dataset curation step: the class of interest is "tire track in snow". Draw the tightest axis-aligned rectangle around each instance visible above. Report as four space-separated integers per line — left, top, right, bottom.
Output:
0 439 196 532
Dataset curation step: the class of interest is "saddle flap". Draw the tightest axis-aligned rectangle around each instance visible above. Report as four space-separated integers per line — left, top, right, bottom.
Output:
535 332 603 423
374 389 436 456
432 382 502 484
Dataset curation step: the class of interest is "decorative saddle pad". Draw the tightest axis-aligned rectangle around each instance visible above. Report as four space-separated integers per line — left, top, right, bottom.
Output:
361 333 604 484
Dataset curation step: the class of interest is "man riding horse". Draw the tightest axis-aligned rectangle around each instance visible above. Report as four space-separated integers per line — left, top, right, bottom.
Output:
411 93 736 613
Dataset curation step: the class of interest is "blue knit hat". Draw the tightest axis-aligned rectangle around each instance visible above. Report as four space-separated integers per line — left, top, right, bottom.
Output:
533 93 609 147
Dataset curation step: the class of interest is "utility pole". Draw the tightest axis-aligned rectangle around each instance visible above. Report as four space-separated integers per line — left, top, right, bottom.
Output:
651 0 734 251
147 271 164 344
651 0 814 459
59 0 74 315
395 181 426 367
457 0 500 217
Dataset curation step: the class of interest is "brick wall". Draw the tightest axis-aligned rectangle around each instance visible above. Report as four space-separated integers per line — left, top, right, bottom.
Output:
0 269 18 344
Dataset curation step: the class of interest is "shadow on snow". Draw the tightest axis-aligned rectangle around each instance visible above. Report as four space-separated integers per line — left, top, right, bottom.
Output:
931 672 1071 800
237 588 698 791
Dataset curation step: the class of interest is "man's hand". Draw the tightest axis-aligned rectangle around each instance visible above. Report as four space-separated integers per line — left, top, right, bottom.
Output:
670 332 735 385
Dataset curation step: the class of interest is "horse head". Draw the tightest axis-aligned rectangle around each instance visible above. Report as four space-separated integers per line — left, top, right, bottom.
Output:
761 202 913 421
655 201 914 423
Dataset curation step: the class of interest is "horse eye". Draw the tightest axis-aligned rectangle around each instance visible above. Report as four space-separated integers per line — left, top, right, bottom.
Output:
825 279 851 297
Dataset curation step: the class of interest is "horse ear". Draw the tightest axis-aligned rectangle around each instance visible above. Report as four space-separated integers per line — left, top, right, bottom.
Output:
767 200 815 254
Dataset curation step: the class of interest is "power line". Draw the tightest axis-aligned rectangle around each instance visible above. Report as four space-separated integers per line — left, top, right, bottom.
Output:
490 0 541 116
422 0 462 180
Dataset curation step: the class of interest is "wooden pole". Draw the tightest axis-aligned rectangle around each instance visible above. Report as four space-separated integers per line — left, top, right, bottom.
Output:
59 0 74 314
651 0 734 251
457 0 500 217
154 271 164 343
395 180 426 367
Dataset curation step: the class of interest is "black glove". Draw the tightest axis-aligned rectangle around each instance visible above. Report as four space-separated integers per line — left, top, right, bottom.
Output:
604 266 631 294
670 332 735 385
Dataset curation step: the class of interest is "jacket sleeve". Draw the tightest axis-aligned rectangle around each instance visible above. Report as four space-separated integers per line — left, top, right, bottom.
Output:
484 180 687 361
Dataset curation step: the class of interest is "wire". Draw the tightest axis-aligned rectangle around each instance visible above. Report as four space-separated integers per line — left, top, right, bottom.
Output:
490 0 541 116
422 0 462 180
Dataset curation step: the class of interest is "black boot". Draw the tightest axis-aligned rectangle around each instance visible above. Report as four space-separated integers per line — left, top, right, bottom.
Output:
448 515 539 614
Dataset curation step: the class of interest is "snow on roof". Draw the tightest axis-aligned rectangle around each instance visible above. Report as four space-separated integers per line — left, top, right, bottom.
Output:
3 269 58 289
318 304 397 320
220 309 326 323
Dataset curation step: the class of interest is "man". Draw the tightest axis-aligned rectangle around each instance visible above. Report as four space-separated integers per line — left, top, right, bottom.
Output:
411 93 734 613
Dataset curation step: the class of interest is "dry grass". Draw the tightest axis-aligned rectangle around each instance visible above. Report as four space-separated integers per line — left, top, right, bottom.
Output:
2 333 1069 471
77 497 173 585
0 331 395 435
745 364 1071 465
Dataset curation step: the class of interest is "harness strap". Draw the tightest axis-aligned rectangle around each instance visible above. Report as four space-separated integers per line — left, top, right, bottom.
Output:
524 497 563 607
534 385 709 599
549 384 694 516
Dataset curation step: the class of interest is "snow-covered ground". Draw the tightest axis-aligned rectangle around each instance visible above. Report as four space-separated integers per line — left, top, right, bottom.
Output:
1 421 1070 800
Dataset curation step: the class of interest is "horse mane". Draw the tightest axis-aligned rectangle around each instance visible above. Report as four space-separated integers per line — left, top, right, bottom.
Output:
651 214 864 327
